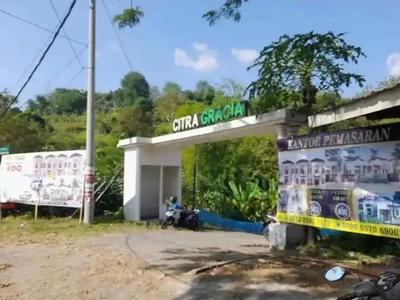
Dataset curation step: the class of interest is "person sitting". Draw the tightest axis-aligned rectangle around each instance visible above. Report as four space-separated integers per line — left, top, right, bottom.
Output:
167 196 198 224
169 196 182 210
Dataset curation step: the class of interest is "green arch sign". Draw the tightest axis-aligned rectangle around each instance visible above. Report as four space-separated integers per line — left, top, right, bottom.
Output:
172 101 249 133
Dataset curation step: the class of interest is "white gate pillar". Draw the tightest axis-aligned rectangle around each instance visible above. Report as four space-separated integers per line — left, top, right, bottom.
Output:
123 147 141 221
275 124 301 139
274 124 289 139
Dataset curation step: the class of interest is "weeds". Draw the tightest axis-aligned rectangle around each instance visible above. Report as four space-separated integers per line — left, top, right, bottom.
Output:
0 214 158 244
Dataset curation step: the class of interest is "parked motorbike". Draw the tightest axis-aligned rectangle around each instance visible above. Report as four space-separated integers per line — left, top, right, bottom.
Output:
262 213 322 242
325 266 400 299
161 207 200 231
262 214 278 239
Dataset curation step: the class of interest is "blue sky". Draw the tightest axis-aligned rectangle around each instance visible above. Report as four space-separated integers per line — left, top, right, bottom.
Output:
1 0 400 105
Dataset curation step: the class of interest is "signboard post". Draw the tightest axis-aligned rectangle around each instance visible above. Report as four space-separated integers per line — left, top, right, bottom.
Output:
277 122 400 239
0 146 9 222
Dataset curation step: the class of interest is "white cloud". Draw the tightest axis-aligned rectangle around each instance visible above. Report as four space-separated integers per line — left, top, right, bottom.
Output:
174 43 218 71
387 53 400 77
231 48 259 65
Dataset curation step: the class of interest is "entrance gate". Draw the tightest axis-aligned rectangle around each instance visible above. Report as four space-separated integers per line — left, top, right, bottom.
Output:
118 108 305 221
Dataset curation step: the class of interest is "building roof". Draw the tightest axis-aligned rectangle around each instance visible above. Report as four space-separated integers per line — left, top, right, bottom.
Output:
296 159 309 164
308 84 400 128
281 160 294 164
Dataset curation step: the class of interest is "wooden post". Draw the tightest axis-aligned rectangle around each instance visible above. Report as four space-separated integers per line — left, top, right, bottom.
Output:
79 206 83 224
79 181 85 224
34 205 38 220
0 204 2 223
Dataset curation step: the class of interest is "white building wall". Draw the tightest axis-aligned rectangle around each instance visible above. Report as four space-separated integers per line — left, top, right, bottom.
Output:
123 147 141 221
122 146 182 221
140 147 181 166
140 165 161 219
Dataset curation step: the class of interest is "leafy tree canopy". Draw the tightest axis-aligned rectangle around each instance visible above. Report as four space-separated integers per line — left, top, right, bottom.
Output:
247 31 366 114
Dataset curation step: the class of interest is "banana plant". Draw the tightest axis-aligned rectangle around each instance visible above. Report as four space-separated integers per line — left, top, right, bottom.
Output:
228 180 262 219
267 174 279 212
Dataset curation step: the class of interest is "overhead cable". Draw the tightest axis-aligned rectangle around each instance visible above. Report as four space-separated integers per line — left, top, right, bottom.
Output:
0 0 78 118
46 46 88 88
0 8 86 46
49 0 83 68
66 67 86 88
101 0 134 71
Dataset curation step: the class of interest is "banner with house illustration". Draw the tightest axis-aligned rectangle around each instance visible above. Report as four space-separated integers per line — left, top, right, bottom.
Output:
276 123 400 239
0 150 85 208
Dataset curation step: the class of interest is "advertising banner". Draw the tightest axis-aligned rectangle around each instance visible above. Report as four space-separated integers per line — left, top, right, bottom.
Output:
0 150 85 208
277 123 400 238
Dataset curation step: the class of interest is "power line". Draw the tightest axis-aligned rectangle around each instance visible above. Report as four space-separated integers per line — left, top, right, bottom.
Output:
46 46 87 88
0 8 86 47
101 0 133 72
49 0 83 68
0 0 78 118
66 67 86 88
9 17 64 92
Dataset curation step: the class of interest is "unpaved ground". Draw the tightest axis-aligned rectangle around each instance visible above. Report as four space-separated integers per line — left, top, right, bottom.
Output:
0 240 184 300
0 230 357 300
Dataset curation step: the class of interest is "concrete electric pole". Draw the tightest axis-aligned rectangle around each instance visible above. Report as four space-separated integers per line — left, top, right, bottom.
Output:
84 0 96 224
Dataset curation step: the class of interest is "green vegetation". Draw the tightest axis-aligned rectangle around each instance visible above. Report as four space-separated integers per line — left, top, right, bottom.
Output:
2 30 400 224
0 215 157 244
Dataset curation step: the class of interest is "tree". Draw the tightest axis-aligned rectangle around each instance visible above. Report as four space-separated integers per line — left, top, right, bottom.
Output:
153 83 188 134
355 76 400 98
149 86 161 101
202 0 249 25
112 1 247 29
246 31 366 115
217 79 245 99
96 91 119 112
26 95 51 114
112 3 144 29
120 71 151 106
47 88 86 114
194 80 215 104
116 106 153 137
0 89 16 112
0 114 51 152
162 82 181 95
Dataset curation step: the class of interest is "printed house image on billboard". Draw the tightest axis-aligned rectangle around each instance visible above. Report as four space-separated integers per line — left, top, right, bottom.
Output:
278 188 308 215
354 190 400 225
279 143 400 187
276 123 400 238
0 150 85 208
32 152 83 204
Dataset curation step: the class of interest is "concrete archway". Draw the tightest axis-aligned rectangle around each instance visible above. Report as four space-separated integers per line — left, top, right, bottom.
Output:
118 108 306 221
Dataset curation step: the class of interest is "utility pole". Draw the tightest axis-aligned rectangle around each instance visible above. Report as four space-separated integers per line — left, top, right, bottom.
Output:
84 0 96 224
192 145 197 210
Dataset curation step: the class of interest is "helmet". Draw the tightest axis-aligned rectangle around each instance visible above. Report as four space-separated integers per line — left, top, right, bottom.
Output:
170 196 178 203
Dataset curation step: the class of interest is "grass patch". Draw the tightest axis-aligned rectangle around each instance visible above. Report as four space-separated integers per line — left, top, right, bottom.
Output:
0 215 159 245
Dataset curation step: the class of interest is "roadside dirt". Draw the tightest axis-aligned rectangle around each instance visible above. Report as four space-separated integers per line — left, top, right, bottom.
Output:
183 256 359 299
0 230 381 300
0 239 186 300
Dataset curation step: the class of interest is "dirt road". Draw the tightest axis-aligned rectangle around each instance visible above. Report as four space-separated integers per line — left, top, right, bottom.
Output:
0 230 351 299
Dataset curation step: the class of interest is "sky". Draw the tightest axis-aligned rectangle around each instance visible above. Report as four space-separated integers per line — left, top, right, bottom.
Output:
1 0 400 106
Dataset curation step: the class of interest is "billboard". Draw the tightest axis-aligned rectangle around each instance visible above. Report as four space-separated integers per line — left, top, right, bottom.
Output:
277 123 400 239
0 150 85 208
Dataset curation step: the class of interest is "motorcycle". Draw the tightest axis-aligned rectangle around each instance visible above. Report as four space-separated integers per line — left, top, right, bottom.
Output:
262 214 278 239
161 207 200 231
262 213 322 241
325 266 400 299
